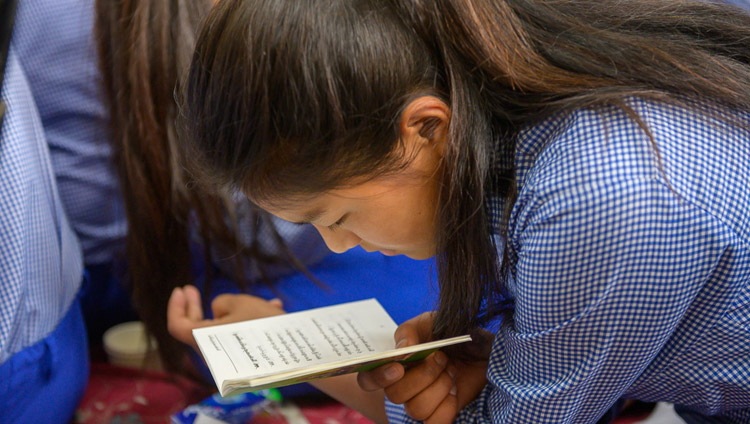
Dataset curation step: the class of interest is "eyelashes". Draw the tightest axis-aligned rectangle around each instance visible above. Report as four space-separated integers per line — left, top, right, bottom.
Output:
327 215 347 231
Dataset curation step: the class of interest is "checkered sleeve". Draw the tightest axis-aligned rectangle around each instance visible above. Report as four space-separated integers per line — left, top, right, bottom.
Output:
387 156 736 423
455 173 730 422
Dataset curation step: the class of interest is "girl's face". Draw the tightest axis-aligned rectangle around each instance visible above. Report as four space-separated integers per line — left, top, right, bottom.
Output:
255 96 449 260
257 147 442 260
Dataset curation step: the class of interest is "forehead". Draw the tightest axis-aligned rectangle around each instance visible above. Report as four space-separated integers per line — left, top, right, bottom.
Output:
253 194 327 224
251 182 379 223
252 170 429 223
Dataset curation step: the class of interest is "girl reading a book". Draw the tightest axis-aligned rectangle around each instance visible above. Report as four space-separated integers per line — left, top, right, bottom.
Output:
173 0 750 423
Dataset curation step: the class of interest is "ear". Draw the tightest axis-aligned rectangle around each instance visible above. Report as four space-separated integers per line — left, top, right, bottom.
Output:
399 95 450 156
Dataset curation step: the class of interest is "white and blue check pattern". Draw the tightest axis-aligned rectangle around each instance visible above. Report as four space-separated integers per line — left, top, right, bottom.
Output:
13 0 130 266
386 98 750 424
0 47 83 363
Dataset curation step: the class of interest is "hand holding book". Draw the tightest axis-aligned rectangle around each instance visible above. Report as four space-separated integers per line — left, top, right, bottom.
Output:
358 312 492 424
167 291 487 424
189 299 472 397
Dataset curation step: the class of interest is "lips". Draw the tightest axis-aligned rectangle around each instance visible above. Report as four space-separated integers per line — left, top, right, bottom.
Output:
360 243 399 256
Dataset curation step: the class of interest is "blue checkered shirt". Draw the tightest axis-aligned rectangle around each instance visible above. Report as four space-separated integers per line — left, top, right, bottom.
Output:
0 47 83 363
386 98 750 424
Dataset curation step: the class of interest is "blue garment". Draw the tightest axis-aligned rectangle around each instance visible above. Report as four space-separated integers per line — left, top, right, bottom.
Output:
0 47 84 362
386 98 750 423
12 0 125 267
0 296 89 424
0 45 87 422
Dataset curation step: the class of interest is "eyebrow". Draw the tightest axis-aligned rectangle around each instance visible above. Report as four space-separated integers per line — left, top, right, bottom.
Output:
292 208 326 225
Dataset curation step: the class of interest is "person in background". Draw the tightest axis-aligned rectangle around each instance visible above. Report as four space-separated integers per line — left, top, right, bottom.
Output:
0 37 87 424
176 0 750 423
11 0 328 380
13 0 437 399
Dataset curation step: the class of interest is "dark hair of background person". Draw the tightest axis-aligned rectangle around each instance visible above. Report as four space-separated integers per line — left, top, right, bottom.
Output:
94 0 312 377
180 0 750 349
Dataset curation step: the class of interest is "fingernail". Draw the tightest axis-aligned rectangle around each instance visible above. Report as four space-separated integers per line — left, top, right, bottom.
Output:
434 352 447 367
450 385 457 396
384 365 400 381
396 338 408 348
447 366 456 378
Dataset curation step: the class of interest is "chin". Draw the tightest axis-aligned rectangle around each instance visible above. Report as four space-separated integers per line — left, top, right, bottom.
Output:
402 250 435 261
362 244 435 260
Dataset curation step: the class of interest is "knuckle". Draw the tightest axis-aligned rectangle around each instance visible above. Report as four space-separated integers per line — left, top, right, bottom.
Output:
356 371 379 392
384 385 408 404
425 397 457 424
393 328 412 346
404 400 432 421
426 357 445 378
425 410 453 424
436 371 453 392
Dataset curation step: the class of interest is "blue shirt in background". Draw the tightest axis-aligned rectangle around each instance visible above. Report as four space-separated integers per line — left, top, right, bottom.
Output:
0 47 83 363
0 43 89 424
12 0 329 276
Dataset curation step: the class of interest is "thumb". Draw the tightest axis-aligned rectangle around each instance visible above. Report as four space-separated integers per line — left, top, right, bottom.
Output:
394 312 435 348
211 294 235 319
182 285 204 322
269 298 284 309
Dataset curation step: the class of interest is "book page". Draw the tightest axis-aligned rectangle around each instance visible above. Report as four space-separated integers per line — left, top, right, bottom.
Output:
193 299 398 385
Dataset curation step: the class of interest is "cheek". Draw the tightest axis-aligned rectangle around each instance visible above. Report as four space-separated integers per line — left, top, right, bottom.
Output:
359 202 433 247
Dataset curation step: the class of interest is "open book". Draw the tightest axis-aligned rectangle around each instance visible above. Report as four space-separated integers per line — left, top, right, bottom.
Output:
193 299 472 397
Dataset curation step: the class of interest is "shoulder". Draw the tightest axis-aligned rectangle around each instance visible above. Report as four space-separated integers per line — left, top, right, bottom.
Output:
514 98 748 203
503 99 750 333
516 99 659 195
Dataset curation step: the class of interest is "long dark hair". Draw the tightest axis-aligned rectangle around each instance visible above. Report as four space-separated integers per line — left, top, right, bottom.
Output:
94 0 309 375
181 0 750 342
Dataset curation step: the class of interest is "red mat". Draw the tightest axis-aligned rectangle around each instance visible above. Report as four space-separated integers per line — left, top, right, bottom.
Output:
76 362 651 424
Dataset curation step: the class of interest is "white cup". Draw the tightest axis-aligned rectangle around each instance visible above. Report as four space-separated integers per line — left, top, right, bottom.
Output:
103 321 162 370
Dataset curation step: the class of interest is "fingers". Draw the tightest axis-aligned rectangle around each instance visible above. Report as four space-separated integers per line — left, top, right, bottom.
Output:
358 363 405 391
166 287 198 347
183 285 203 321
402 371 455 421
423 393 458 424
166 286 185 335
393 312 435 348
358 312 439 393
210 294 235 319
384 351 449 403
362 351 458 424
269 298 284 309
211 293 286 324
169 287 288 349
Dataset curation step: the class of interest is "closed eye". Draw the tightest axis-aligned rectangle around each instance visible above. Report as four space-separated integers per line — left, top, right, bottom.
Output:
327 214 348 231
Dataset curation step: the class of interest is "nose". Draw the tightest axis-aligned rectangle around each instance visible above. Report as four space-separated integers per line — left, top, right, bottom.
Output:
312 225 361 253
